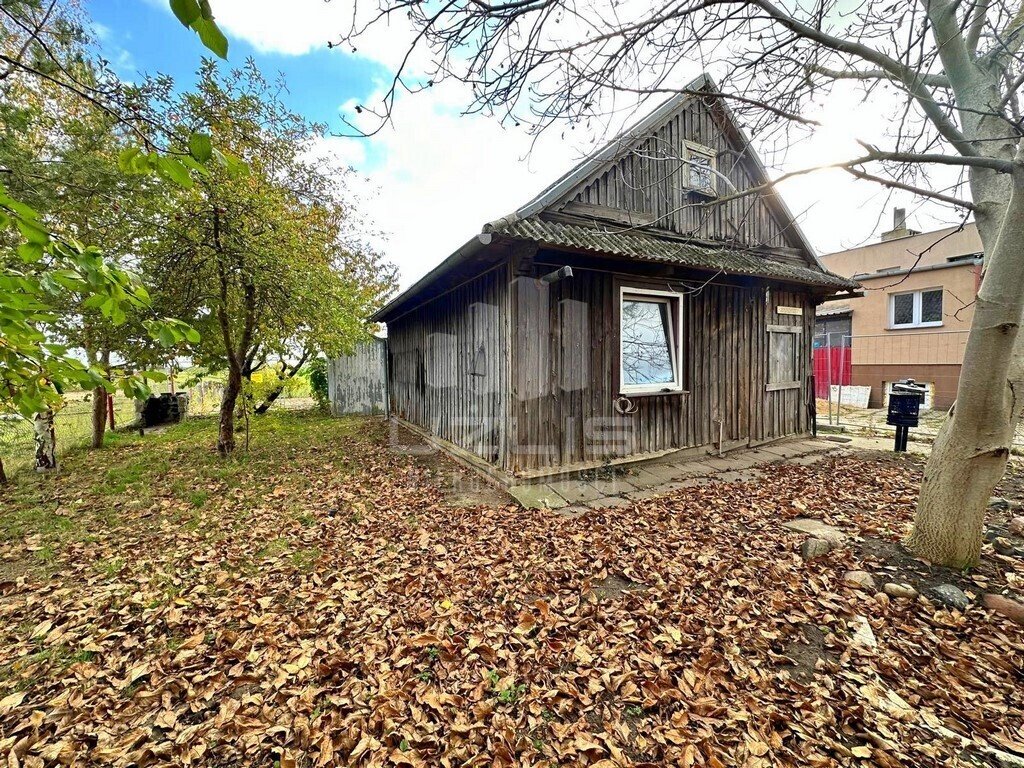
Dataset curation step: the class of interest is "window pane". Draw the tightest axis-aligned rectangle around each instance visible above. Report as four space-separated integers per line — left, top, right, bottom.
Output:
921 289 943 323
689 155 714 193
892 293 914 325
622 299 674 386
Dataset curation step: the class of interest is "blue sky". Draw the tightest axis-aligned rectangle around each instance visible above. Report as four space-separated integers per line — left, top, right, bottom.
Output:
84 0 595 287
90 0 379 135
82 1 964 287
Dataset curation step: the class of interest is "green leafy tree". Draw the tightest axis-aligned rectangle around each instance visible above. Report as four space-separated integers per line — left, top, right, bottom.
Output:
145 61 395 454
0 0 200 477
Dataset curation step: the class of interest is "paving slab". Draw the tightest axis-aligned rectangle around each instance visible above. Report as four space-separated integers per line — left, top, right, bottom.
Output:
557 505 591 518
714 453 765 470
716 469 763 484
751 445 789 460
701 456 741 472
769 442 832 459
636 463 688 482
623 468 668 489
666 460 714 478
507 438 844 511
547 480 606 504
508 484 568 510
588 496 632 509
625 487 666 502
784 453 832 466
585 476 639 496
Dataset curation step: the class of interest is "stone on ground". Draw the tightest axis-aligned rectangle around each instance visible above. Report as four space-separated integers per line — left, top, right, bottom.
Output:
849 615 877 649
1008 516 1024 536
801 538 835 560
508 484 568 510
843 570 877 591
982 593 1024 626
782 518 847 544
883 582 918 599
993 537 1019 556
929 584 970 612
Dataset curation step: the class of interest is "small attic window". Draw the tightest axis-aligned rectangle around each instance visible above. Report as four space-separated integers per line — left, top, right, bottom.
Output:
685 141 717 197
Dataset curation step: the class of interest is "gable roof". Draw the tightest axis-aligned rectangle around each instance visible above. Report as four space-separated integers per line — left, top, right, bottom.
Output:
485 73 820 264
372 76 858 322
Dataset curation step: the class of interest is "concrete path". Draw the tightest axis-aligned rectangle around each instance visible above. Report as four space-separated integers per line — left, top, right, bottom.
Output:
508 437 843 511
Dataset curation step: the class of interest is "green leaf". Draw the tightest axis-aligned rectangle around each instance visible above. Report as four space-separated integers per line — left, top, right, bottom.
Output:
155 156 194 188
16 241 44 263
192 17 229 59
16 217 50 245
189 132 213 163
185 327 201 343
157 325 177 347
118 146 142 173
169 0 202 26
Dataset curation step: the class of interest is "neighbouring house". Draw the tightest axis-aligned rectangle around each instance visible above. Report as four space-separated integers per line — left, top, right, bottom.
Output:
816 210 983 410
365 74 859 479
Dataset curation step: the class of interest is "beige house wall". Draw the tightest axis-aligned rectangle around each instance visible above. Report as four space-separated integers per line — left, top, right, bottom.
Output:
846 265 978 365
819 223 981 367
817 221 982 409
820 222 982 276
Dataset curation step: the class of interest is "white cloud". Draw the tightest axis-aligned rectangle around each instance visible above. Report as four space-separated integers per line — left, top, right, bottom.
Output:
322 81 598 289
176 2 969 275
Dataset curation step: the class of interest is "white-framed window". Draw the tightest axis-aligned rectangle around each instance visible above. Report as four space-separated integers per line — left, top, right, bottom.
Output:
619 287 684 395
684 141 718 197
889 288 943 329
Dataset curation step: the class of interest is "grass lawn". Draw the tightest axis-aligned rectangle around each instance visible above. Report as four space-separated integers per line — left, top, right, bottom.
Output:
1 410 1022 767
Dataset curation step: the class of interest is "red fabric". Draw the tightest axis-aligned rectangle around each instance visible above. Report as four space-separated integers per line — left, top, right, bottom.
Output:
813 347 851 399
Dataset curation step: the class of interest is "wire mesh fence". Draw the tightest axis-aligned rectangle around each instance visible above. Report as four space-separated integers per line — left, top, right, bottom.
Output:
0 393 138 478
814 329 1024 448
0 383 318 480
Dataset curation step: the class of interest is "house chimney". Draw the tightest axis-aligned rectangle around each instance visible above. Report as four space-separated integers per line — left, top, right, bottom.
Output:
881 206 919 242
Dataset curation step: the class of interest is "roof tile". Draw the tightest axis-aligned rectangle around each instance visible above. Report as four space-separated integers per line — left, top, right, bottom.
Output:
490 217 860 290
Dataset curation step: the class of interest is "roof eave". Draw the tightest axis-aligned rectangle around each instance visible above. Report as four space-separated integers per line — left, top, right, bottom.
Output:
369 232 494 323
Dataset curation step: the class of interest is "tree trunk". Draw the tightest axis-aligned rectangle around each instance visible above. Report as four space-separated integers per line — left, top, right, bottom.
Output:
218 367 242 456
91 386 107 449
33 408 58 472
255 351 310 415
254 386 284 415
90 350 111 449
0 457 8 486
909 153 1024 567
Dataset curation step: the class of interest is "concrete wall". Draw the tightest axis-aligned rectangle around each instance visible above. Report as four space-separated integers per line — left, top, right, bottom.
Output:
851 363 961 409
328 338 388 416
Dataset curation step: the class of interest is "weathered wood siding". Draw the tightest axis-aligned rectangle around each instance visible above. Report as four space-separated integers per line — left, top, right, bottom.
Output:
386 265 510 466
567 98 802 254
509 259 813 473
328 338 388 416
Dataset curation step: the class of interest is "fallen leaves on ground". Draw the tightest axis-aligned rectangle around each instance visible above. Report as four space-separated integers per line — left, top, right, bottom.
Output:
0 412 1022 767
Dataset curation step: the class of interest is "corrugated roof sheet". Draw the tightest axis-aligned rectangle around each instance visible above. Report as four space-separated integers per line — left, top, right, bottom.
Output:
489 217 860 290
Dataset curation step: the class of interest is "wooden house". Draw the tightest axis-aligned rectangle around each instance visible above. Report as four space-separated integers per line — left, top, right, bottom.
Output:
370 75 860 479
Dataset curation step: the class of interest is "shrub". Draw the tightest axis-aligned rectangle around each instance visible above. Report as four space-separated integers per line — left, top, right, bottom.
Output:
308 358 330 412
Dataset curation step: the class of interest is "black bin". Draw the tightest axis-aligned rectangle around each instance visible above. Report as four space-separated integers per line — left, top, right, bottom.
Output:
886 380 926 451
